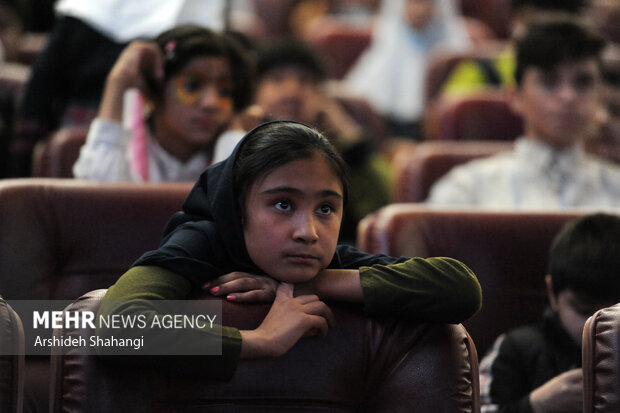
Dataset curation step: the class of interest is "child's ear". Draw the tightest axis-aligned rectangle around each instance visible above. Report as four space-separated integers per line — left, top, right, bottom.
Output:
507 86 524 117
545 274 559 311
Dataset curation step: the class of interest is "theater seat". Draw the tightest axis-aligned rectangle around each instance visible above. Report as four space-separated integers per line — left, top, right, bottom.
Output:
0 297 24 413
392 140 512 202
50 289 481 413
0 179 192 413
425 91 523 141
31 126 88 178
358 205 586 356
459 0 512 39
304 23 372 79
583 302 620 413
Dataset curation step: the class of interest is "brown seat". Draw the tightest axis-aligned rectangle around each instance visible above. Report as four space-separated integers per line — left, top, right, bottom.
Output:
459 0 512 39
0 178 192 413
392 140 512 202
304 23 371 79
358 205 587 356
0 297 24 413
333 93 386 150
31 126 88 178
50 289 481 413
425 91 523 141
583 302 620 413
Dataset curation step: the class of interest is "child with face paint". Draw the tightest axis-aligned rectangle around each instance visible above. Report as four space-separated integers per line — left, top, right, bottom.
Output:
97 121 482 378
73 24 253 182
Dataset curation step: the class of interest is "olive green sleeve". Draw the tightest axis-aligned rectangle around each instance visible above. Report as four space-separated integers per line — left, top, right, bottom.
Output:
97 265 242 381
359 257 482 324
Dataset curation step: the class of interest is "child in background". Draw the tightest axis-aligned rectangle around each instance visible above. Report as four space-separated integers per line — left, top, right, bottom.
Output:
97 120 482 379
73 24 253 182
479 213 620 413
250 39 393 243
427 16 620 209
344 0 470 137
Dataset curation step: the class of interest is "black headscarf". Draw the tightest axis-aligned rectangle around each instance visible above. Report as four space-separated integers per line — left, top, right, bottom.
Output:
133 121 404 286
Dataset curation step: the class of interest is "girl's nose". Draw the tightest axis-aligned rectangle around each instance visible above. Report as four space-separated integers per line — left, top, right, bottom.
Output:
293 213 319 243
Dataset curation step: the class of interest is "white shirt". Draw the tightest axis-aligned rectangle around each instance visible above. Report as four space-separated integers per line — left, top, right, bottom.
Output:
344 0 470 122
73 118 243 182
426 137 620 210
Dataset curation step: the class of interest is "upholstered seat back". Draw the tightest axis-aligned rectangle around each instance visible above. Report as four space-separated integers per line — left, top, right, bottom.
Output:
0 179 192 301
392 141 512 202
583 303 620 413
358 205 586 355
0 297 24 413
51 289 481 413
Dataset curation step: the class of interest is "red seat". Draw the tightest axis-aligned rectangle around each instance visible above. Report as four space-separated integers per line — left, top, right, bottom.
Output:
358 205 587 355
50 289 481 412
425 91 524 141
304 23 372 79
392 140 512 202
0 298 24 413
0 179 192 412
31 126 88 177
583 302 620 413
459 0 512 39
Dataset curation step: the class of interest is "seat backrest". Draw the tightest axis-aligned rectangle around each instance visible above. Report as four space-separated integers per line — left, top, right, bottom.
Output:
358 205 586 355
0 297 24 413
31 126 88 177
392 140 512 202
0 179 192 301
50 289 480 413
304 23 372 79
459 0 512 39
425 91 523 141
333 93 386 149
583 302 620 413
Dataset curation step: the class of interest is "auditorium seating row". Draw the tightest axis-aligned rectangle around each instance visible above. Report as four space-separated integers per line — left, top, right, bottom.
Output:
0 179 478 412
2 179 620 411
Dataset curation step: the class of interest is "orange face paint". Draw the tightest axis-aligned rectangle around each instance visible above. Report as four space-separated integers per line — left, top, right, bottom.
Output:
174 69 233 108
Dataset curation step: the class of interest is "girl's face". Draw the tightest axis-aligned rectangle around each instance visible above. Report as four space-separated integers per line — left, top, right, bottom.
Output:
154 56 235 161
243 154 344 283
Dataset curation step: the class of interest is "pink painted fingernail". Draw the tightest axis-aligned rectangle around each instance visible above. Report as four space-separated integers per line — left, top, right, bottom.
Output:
210 286 219 293
226 294 235 301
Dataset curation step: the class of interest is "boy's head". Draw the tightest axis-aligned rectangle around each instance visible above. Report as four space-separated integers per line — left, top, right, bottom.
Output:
254 39 326 122
546 213 620 346
511 16 606 148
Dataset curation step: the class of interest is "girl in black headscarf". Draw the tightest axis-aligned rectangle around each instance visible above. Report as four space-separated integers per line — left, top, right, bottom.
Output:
98 120 481 379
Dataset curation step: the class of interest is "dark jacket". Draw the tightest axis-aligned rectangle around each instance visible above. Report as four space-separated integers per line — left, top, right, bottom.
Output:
480 308 581 413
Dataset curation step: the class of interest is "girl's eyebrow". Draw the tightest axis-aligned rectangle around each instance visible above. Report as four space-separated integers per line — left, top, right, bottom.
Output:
261 186 343 200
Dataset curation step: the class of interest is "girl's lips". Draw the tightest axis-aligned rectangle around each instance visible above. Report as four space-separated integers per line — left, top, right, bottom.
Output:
285 254 320 265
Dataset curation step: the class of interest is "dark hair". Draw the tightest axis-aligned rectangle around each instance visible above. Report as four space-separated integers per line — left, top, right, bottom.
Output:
548 213 620 301
255 39 326 82
154 24 254 111
514 16 606 86
511 0 586 14
234 121 349 218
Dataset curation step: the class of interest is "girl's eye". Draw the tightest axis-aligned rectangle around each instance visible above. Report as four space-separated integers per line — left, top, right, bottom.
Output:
182 78 203 93
274 200 291 211
217 87 232 98
317 204 333 215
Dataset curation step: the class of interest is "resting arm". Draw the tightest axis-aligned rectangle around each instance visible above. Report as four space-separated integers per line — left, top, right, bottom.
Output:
307 257 482 324
97 265 243 381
